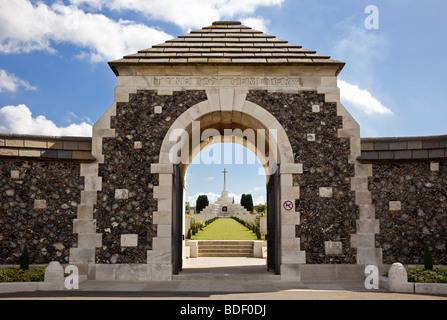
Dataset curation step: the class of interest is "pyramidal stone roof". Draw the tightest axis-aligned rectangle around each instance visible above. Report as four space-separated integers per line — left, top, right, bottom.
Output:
109 21 345 75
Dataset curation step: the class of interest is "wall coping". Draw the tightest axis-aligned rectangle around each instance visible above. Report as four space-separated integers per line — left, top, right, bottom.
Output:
1 133 446 163
359 134 447 162
0 133 95 162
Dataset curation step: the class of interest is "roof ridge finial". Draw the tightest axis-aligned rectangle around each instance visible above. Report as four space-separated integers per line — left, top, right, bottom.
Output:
212 21 241 26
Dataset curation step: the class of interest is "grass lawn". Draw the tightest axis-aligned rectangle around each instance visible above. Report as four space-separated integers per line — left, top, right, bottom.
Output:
190 218 258 240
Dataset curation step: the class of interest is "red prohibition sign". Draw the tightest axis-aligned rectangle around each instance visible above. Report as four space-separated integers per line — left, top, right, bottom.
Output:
283 200 294 211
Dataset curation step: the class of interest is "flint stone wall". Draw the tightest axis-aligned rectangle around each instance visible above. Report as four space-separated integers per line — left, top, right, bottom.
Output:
369 161 447 264
95 90 208 264
0 160 82 264
246 90 358 264
0 95 446 267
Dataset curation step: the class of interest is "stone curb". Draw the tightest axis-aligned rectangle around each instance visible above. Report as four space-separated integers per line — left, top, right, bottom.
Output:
379 263 447 296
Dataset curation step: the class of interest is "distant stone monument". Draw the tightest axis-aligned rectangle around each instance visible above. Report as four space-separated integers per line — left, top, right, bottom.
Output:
200 168 251 217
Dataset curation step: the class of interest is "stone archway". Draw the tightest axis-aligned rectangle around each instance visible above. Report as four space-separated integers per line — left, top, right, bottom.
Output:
70 21 382 282
152 95 304 279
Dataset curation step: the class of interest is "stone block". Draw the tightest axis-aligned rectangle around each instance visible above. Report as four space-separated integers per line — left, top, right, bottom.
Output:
58 150 72 159
282 211 300 225
351 233 375 248
355 190 372 205
350 176 368 191
312 104 320 113
80 191 98 206
152 237 171 251
151 263 172 281
360 151 378 160
429 149 444 158
378 151 394 160
374 142 389 150
354 162 372 177
80 163 98 177
281 186 300 201
280 264 301 281
185 241 198 258
147 250 171 264
157 198 172 211
69 248 95 264
422 140 439 149
19 149 41 157
412 149 428 159
157 224 171 238
94 264 116 281
324 241 342 255
219 87 234 111
0 149 19 156
150 163 173 174
34 199 47 210
73 219 96 234
356 248 383 265
24 140 46 148
78 233 102 248
72 151 94 160
281 224 296 238
389 141 407 150
356 219 380 234
47 141 63 149
78 141 92 151
430 161 439 171
307 133 316 141
153 211 172 225
281 237 300 251
358 204 376 219
281 251 306 264
388 263 414 293
394 150 412 159
114 189 129 200
134 141 143 149
121 234 138 247
41 261 65 291
280 163 303 174
389 201 401 211
319 187 333 198
5 139 23 147
153 186 171 199
361 141 374 151
407 140 422 149
10 170 20 179
63 141 78 150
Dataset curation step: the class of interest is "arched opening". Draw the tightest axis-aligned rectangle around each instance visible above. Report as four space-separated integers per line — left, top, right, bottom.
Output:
159 104 290 278
181 142 268 276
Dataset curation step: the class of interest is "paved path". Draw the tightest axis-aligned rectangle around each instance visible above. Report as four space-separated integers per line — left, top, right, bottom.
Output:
0 258 445 301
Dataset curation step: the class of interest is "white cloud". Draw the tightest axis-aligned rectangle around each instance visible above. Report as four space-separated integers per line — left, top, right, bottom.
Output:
70 0 284 31
0 0 172 62
0 69 36 92
240 17 270 32
0 104 92 137
339 80 393 115
332 23 389 87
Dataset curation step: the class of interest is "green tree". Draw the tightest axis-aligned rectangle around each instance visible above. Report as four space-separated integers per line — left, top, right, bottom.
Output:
424 243 434 270
255 204 266 214
241 194 254 212
20 245 30 271
195 195 209 213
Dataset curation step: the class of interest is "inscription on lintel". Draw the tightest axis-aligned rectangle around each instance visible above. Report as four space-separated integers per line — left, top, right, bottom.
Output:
152 76 303 87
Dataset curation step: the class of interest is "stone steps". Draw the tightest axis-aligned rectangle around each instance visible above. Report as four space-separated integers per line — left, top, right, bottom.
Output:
198 240 254 257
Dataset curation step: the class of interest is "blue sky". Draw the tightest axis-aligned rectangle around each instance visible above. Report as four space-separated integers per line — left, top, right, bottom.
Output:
0 0 446 204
